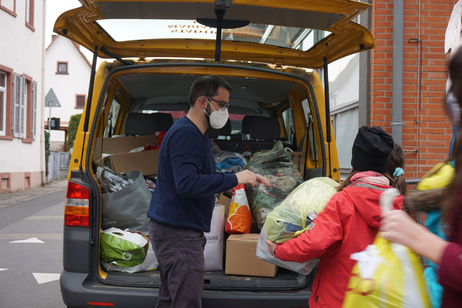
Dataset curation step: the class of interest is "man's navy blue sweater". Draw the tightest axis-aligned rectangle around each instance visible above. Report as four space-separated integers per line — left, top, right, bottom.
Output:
147 116 238 232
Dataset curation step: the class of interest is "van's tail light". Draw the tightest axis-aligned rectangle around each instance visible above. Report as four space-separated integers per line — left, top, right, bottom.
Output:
65 181 90 227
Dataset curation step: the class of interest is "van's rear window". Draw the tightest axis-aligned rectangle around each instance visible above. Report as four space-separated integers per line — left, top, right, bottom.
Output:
96 19 330 52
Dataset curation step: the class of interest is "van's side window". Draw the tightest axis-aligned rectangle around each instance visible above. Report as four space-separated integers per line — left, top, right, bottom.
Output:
281 107 294 147
103 99 121 138
302 98 319 164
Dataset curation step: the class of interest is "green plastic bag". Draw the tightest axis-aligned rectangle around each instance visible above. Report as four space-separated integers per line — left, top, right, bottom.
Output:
244 141 303 230
265 177 338 243
100 227 148 268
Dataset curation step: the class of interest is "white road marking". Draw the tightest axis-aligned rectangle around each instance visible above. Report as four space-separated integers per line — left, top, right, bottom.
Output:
25 215 63 220
33 273 61 284
0 233 61 240
9 237 44 244
0 268 8 272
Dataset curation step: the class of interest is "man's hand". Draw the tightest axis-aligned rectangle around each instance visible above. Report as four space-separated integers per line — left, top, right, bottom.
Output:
235 170 272 187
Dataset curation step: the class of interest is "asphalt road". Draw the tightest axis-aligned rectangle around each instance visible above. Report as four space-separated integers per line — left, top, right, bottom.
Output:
0 180 68 308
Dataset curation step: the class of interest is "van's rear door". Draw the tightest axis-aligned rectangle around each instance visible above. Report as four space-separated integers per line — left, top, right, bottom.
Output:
54 0 374 69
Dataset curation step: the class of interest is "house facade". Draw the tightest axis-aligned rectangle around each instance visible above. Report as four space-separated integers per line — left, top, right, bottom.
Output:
45 35 91 151
330 0 458 181
0 0 45 192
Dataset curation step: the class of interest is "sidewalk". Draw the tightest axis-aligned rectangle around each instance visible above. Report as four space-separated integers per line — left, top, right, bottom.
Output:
0 180 68 208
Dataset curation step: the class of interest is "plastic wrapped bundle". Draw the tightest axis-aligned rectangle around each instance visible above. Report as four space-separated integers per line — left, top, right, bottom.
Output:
243 141 303 230
265 177 339 243
211 141 247 172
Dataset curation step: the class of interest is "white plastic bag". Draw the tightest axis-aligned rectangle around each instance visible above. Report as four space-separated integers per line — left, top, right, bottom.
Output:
204 204 225 270
256 223 318 275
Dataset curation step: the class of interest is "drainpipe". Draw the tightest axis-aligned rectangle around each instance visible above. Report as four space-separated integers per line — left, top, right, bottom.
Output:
40 0 47 185
392 0 404 144
359 0 372 127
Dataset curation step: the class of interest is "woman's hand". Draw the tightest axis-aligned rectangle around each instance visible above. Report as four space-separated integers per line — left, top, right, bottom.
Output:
380 210 419 247
265 240 278 258
380 210 448 264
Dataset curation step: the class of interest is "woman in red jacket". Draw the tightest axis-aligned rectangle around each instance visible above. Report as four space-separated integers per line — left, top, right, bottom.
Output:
380 47 462 308
266 126 403 308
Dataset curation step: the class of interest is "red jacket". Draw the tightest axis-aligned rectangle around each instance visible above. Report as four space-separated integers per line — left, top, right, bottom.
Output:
275 182 402 308
439 190 462 307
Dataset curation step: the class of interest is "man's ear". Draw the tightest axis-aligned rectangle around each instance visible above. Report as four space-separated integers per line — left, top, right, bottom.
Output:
199 97 208 110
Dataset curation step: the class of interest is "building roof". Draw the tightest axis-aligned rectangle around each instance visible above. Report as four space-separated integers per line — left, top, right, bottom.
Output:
46 35 92 69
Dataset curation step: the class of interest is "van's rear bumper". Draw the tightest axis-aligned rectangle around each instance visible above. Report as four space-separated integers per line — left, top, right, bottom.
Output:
60 271 311 308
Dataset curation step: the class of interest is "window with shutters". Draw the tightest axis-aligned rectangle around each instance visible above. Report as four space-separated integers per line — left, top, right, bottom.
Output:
0 65 13 140
0 0 16 17
22 75 35 143
0 72 6 136
25 0 34 31
31 81 37 140
13 73 26 139
76 95 86 109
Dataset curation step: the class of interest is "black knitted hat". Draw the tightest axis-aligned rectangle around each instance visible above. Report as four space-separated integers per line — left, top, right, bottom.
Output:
351 126 394 173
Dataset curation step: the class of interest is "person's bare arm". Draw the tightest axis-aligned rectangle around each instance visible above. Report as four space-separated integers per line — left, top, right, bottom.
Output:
380 210 448 264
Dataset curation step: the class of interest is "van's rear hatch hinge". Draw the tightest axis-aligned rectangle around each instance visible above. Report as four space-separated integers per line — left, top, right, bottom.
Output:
275 58 284 70
138 51 147 64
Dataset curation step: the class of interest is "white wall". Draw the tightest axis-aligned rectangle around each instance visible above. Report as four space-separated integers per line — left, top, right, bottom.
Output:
0 0 44 176
45 36 90 142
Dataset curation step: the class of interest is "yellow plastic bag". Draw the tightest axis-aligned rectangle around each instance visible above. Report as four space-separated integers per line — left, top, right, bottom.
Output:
265 177 338 243
342 189 431 308
416 161 454 191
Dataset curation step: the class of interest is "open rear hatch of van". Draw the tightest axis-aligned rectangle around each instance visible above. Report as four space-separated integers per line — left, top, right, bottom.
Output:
54 0 373 69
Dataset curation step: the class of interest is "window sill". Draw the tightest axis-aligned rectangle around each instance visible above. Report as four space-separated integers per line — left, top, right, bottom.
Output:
22 138 33 144
75 107 84 110
0 135 14 141
26 22 35 32
56 72 69 75
1 6 16 17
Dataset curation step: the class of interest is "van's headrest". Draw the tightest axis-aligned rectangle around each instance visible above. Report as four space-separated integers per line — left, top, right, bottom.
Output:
151 113 174 132
250 117 280 140
124 113 156 136
241 115 261 134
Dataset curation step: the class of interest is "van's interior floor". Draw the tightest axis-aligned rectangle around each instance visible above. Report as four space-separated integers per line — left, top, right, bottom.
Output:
105 268 313 291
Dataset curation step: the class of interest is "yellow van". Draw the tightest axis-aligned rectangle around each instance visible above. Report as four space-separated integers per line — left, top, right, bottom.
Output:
58 1 373 307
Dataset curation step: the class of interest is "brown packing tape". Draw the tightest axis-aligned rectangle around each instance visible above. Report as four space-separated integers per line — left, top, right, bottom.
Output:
289 151 306 178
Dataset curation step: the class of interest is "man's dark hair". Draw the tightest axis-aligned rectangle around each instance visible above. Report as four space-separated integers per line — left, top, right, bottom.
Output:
189 75 232 107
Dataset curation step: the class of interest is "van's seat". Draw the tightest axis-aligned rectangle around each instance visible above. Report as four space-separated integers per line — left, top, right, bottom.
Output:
206 119 236 152
237 117 281 153
241 115 261 140
151 113 174 132
124 113 156 136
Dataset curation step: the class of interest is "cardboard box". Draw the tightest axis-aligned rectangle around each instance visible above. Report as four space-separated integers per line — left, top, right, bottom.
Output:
289 151 306 178
225 234 277 277
215 191 232 218
96 149 159 177
94 134 158 159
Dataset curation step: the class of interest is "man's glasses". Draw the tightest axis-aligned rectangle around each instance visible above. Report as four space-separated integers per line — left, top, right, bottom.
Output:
205 97 230 111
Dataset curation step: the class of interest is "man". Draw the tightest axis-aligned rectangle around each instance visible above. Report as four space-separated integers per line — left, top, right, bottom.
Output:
147 74 271 308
